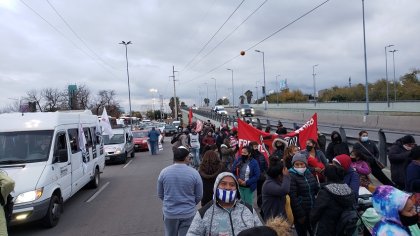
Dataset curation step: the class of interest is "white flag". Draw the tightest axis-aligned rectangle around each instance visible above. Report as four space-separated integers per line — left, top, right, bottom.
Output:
100 108 114 138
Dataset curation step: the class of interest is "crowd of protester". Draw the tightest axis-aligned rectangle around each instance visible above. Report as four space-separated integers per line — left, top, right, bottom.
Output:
157 119 419 236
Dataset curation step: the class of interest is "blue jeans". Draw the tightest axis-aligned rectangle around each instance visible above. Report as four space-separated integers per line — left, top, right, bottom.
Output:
190 148 200 168
149 140 157 154
163 216 194 236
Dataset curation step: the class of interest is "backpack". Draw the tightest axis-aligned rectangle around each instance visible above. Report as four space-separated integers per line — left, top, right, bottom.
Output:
1 194 14 225
336 207 358 236
171 133 182 144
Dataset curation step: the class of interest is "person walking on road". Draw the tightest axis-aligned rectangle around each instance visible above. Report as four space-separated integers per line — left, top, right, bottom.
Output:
148 127 160 155
187 172 262 236
261 156 290 221
189 129 201 168
325 131 350 163
289 152 319 236
231 146 260 207
310 165 356 236
198 150 226 207
352 130 395 186
157 146 203 236
249 141 267 210
405 146 420 192
388 135 416 190
0 171 15 235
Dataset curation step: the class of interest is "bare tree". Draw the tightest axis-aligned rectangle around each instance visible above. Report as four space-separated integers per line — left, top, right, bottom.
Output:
26 89 43 112
76 84 91 109
91 90 121 117
42 88 63 112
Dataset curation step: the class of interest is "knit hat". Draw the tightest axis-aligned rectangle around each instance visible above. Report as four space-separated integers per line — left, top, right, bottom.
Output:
174 146 190 161
401 135 415 145
333 154 352 171
291 152 307 166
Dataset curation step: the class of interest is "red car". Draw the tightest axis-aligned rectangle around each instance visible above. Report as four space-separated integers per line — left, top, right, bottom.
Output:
132 130 149 151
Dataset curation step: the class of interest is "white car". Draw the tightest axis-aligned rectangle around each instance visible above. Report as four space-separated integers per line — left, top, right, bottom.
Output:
214 106 228 116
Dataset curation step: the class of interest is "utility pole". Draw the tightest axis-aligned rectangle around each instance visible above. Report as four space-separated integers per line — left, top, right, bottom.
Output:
349 77 352 87
171 65 179 120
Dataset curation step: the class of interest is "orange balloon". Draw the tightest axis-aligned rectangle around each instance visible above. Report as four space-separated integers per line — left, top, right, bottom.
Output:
240 51 245 56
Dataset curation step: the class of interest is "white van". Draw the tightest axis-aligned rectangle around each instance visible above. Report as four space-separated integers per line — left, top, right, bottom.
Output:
103 127 135 164
0 110 105 227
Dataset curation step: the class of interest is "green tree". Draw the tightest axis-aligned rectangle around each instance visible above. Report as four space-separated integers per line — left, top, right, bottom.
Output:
239 95 245 104
204 98 210 107
169 97 180 118
245 90 253 104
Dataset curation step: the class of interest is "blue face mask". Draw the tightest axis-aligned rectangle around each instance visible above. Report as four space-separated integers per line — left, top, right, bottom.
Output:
361 136 369 142
216 188 237 203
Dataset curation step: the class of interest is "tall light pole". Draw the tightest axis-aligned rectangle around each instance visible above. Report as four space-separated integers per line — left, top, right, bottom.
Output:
361 0 369 116
390 49 398 102
384 44 394 107
149 88 158 118
171 66 179 120
255 50 267 110
312 64 319 107
210 78 217 106
275 75 280 106
227 68 234 107
119 40 133 128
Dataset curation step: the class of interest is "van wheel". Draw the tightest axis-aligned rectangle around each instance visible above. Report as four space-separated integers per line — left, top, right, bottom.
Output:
42 195 61 228
121 153 128 164
89 168 100 189
130 150 135 158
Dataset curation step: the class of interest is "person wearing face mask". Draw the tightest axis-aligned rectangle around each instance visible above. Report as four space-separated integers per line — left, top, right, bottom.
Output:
303 139 328 183
289 153 319 236
372 185 420 236
333 154 360 200
405 146 420 192
187 172 262 236
388 135 417 190
271 138 288 160
325 131 350 163
231 146 260 207
189 129 201 169
350 149 375 192
353 130 395 186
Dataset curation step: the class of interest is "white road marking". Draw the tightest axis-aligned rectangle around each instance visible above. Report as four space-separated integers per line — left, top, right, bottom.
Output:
86 181 110 203
123 159 133 168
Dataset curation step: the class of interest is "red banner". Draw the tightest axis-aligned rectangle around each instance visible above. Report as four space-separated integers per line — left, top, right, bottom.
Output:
237 119 277 161
188 108 193 125
282 113 318 149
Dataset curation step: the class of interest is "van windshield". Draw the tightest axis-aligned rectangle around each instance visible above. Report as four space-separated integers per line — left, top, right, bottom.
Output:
103 134 124 145
0 130 53 164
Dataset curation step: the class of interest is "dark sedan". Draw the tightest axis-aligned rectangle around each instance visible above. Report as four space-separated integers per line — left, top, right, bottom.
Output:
163 125 177 136
236 104 255 117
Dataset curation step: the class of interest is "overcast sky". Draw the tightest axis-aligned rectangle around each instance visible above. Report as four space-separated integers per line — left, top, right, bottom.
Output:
1 0 419 112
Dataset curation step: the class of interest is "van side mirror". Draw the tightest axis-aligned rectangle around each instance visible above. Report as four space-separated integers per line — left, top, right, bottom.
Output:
54 149 68 163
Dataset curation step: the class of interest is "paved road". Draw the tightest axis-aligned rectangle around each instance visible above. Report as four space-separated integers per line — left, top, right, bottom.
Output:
9 140 173 236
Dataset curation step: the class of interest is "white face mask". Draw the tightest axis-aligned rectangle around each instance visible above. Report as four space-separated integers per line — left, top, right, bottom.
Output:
361 136 369 142
216 188 237 203
294 167 307 175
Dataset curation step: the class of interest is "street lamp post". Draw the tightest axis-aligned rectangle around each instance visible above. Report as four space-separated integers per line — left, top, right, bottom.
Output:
255 50 267 110
312 64 319 107
275 75 280 106
389 49 398 102
361 0 369 116
227 68 234 107
119 40 133 128
210 78 217 106
384 44 394 107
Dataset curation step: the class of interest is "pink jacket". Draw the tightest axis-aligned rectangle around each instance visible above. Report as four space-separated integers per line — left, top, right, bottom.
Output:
351 160 371 175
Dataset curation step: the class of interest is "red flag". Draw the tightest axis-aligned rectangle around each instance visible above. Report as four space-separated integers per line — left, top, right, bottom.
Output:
188 108 193 124
237 119 278 162
282 113 318 149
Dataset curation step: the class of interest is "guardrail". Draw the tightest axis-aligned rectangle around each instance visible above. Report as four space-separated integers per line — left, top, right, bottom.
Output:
184 108 420 167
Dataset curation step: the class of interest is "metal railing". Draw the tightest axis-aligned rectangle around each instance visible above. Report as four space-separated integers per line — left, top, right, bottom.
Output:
184 108 420 167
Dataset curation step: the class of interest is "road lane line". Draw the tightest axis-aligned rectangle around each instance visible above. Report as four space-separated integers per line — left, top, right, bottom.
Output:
123 159 133 168
86 181 110 203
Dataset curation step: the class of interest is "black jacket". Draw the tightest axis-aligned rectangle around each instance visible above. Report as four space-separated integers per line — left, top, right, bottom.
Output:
289 168 319 221
352 140 379 160
261 175 291 221
326 131 350 162
388 139 411 188
310 183 355 236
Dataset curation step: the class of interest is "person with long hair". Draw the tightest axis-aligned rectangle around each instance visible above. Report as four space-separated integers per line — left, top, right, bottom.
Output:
198 150 226 207
283 145 300 169
261 156 290 221
303 139 328 183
